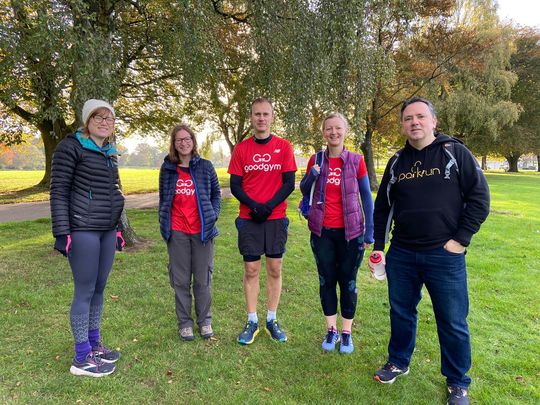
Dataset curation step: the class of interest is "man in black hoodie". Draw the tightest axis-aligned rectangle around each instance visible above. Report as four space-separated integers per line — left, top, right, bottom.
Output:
370 97 490 405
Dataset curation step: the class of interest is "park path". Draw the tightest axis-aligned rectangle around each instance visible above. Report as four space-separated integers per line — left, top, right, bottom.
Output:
0 188 233 223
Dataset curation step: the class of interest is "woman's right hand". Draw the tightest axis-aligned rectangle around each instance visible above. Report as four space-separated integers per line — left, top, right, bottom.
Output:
311 164 320 175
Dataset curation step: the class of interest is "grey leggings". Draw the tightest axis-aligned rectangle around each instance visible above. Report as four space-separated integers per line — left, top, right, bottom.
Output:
68 230 116 343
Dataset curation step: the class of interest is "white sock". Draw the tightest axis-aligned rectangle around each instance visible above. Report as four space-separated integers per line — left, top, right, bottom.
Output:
267 310 277 322
248 312 258 323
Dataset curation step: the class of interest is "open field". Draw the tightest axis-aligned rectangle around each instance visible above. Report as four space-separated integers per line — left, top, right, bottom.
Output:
0 167 306 204
0 173 539 403
0 169 226 204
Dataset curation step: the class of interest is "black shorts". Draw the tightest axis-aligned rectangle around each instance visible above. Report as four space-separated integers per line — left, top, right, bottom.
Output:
235 217 289 259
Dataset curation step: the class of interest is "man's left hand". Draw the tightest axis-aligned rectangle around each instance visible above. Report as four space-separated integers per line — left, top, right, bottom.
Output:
444 239 465 254
249 203 272 223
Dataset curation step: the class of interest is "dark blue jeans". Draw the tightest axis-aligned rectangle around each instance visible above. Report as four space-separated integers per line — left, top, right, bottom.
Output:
386 244 471 388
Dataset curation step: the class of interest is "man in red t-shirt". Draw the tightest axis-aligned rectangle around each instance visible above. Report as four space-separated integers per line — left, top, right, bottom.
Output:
228 97 297 345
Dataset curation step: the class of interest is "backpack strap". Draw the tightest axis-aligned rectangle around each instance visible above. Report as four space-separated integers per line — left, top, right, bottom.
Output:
386 149 402 206
443 142 459 179
384 149 402 244
309 151 325 206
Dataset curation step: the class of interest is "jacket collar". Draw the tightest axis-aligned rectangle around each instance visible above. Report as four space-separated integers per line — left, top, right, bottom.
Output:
75 131 117 156
163 154 201 170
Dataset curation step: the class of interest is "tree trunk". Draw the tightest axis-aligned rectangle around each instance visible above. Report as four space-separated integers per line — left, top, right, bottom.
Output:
114 144 139 247
537 154 539 172
119 211 141 246
360 127 379 191
506 154 520 172
38 132 59 188
481 155 487 170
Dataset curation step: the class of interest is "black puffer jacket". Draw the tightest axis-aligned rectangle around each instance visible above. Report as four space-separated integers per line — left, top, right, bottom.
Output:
50 132 125 236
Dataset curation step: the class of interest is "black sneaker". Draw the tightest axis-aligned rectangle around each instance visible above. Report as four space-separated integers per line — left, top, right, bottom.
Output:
70 352 115 377
374 362 410 384
447 386 469 405
92 342 120 363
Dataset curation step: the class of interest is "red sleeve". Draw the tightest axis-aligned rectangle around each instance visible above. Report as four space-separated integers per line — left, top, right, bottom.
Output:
228 143 244 176
281 140 297 172
357 155 367 179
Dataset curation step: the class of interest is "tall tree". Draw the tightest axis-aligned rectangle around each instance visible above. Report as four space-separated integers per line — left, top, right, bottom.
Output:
184 8 258 153
0 0 218 186
432 1 520 164
0 0 221 245
495 28 540 171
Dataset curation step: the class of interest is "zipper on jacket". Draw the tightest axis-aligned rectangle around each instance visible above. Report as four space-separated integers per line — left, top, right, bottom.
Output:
167 168 179 240
89 189 93 200
189 165 205 243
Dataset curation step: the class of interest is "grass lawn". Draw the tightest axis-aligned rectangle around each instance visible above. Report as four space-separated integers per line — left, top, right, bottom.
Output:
0 169 230 204
0 168 307 204
1 174 539 404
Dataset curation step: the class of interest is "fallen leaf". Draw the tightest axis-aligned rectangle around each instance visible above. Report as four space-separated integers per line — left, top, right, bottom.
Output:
166 369 173 376
110 295 119 301
55 355 60 361
264 387 272 392
133 338 138 342
167 380 173 384
516 375 525 383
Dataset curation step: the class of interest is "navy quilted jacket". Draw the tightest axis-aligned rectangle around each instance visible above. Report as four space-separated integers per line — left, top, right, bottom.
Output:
159 155 221 243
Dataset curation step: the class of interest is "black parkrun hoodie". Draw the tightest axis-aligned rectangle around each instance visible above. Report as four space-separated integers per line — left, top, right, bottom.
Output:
373 133 490 251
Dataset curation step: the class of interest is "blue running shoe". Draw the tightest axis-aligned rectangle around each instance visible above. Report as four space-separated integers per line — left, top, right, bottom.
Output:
69 352 115 377
92 341 120 363
339 332 354 354
237 321 259 345
321 328 340 352
265 320 287 342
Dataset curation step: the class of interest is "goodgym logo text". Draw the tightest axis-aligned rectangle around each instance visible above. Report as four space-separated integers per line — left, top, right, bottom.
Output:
244 153 282 172
176 179 195 195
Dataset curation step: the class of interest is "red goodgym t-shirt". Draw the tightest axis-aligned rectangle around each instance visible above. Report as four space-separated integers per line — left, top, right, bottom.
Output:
228 135 297 219
171 167 202 234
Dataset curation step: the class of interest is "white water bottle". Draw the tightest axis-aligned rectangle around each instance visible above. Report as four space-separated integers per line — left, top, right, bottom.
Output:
369 252 386 281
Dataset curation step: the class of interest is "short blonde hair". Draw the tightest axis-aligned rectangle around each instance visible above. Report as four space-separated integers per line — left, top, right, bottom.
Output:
321 112 349 132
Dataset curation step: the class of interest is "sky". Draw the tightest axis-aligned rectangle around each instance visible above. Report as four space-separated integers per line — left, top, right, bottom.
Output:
496 0 540 28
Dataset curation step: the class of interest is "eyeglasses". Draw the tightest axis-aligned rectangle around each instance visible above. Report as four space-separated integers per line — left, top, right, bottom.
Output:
174 137 192 144
92 115 115 125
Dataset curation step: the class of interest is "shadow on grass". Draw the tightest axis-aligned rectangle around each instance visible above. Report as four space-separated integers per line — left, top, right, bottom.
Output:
0 184 50 204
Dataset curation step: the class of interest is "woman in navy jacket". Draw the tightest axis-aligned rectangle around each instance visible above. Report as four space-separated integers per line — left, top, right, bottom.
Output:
159 124 221 341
